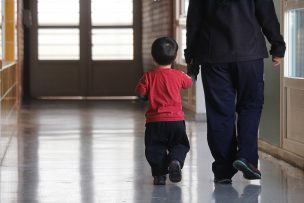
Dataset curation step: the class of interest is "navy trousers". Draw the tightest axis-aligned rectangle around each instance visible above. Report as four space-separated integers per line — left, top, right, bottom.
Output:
145 121 190 176
201 59 264 179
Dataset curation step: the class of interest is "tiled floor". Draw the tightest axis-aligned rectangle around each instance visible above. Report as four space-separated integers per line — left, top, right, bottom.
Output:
0 100 303 203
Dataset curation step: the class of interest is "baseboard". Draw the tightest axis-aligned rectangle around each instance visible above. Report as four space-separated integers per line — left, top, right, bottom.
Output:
259 140 304 170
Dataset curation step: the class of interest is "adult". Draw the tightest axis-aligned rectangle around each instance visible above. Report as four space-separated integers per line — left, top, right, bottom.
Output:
185 0 286 183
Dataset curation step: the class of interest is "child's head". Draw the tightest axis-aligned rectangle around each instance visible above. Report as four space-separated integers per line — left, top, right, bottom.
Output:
151 37 178 66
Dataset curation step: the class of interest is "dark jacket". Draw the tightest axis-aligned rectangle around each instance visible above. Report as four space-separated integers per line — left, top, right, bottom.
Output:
184 0 286 64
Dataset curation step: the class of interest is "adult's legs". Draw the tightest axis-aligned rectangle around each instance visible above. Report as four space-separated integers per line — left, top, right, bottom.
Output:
201 63 238 179
235 59 264 167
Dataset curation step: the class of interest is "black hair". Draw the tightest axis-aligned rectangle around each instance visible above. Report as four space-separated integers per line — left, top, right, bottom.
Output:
151 37 178 66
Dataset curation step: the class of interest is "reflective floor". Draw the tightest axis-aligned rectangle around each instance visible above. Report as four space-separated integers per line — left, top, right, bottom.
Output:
0 100 304 203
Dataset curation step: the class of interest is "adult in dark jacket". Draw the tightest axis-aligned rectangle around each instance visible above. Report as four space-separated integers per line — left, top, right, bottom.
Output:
185 0 285 183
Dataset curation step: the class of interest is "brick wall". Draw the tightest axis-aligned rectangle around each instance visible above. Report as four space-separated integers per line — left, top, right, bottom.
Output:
142 0 174 72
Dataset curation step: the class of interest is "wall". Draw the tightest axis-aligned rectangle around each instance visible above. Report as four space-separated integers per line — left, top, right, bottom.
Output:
0 0 23 164
259 0 282 146
142 0 173 71
259 0 304 169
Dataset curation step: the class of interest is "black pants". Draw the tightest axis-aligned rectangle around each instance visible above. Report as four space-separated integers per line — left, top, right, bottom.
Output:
145 121 190 176
201 59 264 179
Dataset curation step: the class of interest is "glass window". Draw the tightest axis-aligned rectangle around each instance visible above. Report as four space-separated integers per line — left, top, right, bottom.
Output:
91 0 133 26
183 0 189 16
38 0 79 60
181 28 186 59
286 8 304 78
38 29 79 60
92 29 133 60
0 0 2 61
38 0 79 25
14 0 17 60
176 0 188 64
91 0 134 60
0 29 2 62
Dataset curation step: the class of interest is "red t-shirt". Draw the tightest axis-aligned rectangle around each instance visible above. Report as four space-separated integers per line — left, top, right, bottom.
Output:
136 67 192 122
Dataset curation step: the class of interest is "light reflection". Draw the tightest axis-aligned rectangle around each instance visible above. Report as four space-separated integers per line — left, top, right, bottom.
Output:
0 137 18 202
212 184 261 203
92 129 135 134
80 110 94 203
185 121 198 203
0 101 303 202
36 110 82 202
93 133 135 202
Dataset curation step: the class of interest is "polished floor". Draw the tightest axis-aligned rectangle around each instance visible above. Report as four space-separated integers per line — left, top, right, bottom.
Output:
0 100 304 203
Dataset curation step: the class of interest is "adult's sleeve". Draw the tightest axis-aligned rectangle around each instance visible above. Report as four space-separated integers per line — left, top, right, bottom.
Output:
255 0 286 57
184 0 203 64
135 73 149 97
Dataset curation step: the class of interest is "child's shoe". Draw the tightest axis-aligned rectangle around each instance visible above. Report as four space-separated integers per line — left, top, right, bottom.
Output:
153 175 166 185
169 160 182 183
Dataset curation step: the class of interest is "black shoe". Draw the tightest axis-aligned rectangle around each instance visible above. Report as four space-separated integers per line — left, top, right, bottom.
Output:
169 160 182 183
153 175 166 185
214 177 232 184
233 158 261 180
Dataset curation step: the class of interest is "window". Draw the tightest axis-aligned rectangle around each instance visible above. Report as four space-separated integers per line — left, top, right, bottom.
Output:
91 0 134 60
0 1 2 61
91 0 133 26
37 0 80 60
38 0 79 25
38 29 79 60
285 8 304 78
1 0 17 64
176 0 189 64
92 29 133 60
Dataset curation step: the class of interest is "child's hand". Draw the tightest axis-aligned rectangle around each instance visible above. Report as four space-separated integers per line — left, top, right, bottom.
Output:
272 57 282 67
138 95 148 101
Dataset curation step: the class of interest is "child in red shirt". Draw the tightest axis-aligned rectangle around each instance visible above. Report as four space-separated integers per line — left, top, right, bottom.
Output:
136 37 192 185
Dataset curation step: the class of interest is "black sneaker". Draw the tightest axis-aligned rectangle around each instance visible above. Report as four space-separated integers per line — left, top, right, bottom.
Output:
233 158 261 180
214 177 232 184
153 175 166 185
168 160 182 183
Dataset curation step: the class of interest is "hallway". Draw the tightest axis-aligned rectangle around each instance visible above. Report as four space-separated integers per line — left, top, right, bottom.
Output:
0 100 303 203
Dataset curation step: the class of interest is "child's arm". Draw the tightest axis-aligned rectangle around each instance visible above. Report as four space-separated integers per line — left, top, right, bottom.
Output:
135 73 149 98
181 72 193 89
255 0 286 58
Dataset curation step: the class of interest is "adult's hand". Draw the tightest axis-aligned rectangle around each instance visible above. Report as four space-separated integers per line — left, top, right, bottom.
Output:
187 62 200 82
272 57 283 67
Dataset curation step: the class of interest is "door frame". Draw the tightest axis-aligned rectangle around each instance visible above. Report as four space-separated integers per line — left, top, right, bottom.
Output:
281 0 304 157
29 0 142 98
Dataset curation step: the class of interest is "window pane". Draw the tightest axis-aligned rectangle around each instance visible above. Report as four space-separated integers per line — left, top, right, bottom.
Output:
184 0 189 15
286 8 304 78
92 29 133 60
0 1 2 25
0 29 2 61
38 0 79 25
92 0 133 25
0 0 2 60
181 28 186 61
38 29 79 60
